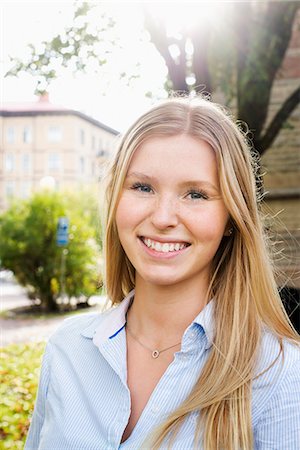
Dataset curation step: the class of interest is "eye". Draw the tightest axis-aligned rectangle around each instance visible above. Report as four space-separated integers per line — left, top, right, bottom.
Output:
131 182 153 193
186 190 208 200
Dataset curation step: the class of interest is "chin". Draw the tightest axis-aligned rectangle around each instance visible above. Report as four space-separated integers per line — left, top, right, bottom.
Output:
139 271 183 287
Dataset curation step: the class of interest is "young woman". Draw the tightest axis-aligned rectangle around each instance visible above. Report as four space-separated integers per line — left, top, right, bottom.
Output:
25 97 300 450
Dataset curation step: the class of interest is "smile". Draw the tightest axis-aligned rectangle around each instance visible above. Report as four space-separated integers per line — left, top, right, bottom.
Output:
140 237 191 253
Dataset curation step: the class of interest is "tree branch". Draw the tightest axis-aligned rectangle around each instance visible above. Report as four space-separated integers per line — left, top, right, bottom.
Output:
143 10 188 92
191 26 212 94
258 86 300 154
236 2 299 142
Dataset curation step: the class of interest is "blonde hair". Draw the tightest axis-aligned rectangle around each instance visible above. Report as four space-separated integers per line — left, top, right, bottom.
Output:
103 97 299 449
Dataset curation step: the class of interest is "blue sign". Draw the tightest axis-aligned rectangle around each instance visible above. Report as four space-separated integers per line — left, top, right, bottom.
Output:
56 217 69 246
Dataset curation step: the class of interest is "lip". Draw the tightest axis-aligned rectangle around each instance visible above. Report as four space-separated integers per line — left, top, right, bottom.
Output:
138 237 191 259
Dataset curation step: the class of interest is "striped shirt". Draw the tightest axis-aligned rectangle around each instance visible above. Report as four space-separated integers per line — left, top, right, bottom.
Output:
25 290 300 449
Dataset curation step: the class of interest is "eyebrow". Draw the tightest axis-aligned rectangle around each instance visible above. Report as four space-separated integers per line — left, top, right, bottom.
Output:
126 171 219 192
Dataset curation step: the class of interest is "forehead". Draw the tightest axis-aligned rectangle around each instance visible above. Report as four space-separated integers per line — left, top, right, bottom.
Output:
127 134 218 176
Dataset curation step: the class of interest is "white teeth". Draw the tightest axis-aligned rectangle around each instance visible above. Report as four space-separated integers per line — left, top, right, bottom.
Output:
162 243 169 253
154 242 162 252
142 238 188 253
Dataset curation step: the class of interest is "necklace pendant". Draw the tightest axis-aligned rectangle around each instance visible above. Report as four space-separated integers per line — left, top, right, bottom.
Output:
152 349 160 359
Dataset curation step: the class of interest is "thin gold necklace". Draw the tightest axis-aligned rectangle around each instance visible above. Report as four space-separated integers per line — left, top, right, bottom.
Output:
126 325 181 359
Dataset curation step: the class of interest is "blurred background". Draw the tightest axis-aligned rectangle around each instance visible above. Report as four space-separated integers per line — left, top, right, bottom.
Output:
0 1 299 447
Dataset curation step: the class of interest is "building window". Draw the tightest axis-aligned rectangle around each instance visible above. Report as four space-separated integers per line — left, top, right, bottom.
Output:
23 127 32 143
79 156 85 174
5 154 14 172
7 127 15 144
48 126 62 143
20 181 32 199
48 153 61 171
80 129 85 146
97 149 107 158
22 154 31 172
5 181 15 198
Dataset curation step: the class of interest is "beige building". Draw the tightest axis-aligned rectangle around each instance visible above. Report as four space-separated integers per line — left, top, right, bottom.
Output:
0 94 119 210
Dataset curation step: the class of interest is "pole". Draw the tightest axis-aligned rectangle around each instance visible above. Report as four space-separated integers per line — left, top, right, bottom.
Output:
59 248 68 303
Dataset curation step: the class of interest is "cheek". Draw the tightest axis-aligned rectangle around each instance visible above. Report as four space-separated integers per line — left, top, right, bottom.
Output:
186 208 228 241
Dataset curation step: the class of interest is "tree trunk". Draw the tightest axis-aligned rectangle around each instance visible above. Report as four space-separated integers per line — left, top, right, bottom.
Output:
40 293 59 312
235 2 299 154
143 9 188 92
191 24 212 94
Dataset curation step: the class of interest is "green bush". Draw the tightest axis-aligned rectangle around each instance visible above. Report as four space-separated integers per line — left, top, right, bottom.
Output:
0 191 102 311
0 342 45 449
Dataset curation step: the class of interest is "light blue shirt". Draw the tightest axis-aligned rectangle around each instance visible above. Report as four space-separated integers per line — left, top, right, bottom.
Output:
25 291 300 449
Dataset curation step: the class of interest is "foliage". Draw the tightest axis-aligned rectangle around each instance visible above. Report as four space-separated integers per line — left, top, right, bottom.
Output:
5 2 299 154
67 186 103 248
6 2 117 94
0 191 101 311
0 342 45 449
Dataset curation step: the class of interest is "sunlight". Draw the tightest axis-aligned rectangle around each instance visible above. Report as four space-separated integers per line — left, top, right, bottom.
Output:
2 1 231 130
147 1 229 35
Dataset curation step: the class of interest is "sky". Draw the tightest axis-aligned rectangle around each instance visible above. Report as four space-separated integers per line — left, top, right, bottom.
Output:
1 1 170 132
1 0 234 132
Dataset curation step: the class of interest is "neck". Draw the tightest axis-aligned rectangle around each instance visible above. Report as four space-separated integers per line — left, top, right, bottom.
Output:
126 276 210 347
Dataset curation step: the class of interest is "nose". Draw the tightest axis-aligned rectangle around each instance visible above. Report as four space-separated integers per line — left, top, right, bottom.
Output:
150 195 179 230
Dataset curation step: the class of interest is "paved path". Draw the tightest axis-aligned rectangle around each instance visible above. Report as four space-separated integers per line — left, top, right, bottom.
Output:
0 315 66 346
0 275 103 346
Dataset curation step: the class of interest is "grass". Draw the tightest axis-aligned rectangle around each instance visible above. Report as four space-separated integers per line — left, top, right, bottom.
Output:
0 342 45 449
0 302 107 448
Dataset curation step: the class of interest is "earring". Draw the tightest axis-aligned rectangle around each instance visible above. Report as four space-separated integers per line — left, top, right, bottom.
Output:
228 228 234 236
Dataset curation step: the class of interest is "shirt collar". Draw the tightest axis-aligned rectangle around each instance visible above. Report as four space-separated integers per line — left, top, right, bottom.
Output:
81 289 215 349
80 290 134 344
192 299 215 349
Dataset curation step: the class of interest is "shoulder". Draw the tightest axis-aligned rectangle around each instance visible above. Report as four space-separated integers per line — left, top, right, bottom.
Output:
256 329 300 376
252 329 300 424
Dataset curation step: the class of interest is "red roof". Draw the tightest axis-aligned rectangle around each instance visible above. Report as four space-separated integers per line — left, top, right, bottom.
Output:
0 94 68 113
0 94 119 135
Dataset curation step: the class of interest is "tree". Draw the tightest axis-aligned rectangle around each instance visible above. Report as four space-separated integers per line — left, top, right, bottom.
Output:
5 1 299 153
144 1 300 155
5 2 117 95
0 191 101 312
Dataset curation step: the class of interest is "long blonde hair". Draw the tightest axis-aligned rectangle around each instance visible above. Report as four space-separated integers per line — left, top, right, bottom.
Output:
103 97 299 449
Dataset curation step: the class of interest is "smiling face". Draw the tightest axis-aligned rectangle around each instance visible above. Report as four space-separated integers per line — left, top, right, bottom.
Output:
115 134 230 292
